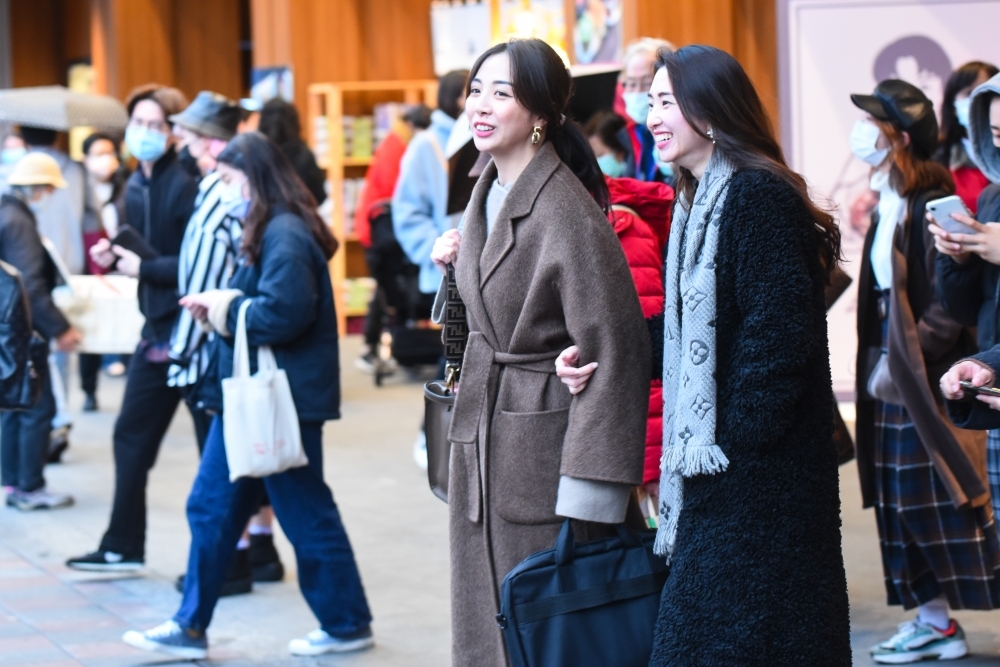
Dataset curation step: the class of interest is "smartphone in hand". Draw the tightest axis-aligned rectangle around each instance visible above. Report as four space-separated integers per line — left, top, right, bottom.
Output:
959 380 1000 398
927 196 975 235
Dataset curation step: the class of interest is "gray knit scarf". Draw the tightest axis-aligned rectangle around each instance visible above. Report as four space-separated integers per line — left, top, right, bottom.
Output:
655 151 736 560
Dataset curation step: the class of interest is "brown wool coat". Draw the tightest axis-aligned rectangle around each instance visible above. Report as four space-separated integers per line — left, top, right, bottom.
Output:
446 143 651 667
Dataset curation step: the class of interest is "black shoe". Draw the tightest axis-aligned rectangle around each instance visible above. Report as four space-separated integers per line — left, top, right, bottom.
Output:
47 426 70 464
176 548 253 597
248 533 285 582
83 393 98 412
66 549 144 572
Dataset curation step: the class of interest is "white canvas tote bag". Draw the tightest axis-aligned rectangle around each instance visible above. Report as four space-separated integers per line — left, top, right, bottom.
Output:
222 299 307 481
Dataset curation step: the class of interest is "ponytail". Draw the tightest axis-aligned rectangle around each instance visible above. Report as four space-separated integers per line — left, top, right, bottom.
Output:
469 39 610 211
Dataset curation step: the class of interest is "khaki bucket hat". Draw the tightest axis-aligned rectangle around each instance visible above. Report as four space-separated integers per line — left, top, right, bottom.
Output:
7 152 67 188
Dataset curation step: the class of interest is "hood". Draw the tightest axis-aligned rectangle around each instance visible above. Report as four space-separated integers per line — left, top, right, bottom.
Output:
606 176 674 247
969 73 1000 183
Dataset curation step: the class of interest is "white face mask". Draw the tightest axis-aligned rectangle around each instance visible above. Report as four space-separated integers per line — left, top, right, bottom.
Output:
219 178 250 219
955 97 972 131
85 154 120 182
850 119 889 167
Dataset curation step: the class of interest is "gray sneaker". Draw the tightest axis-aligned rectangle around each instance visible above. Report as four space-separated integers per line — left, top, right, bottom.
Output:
122 620 207 660
871 618 968 663
287 628 374 656
12 487 74 511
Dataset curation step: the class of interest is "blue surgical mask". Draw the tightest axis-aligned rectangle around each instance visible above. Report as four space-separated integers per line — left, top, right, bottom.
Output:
1 147 25 166
622 91 650 125
654 153 674 178
955 97 972 131
219 178 251 219
597 153 628 178
27 191 52 214
125 125 169 163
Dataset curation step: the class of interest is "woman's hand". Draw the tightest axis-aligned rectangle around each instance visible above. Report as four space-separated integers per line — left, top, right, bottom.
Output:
431 230 462 274
111 246 141 277
179 292 215 322
89 238 117 269
939 360 995 400
555 345 598 395
928 216 972 264
938 213 1000 266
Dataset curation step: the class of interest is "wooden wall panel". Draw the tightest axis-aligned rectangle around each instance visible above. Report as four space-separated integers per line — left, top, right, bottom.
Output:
175 0 242 99
287 0 364 105
10 0 61 87
358 0 435 81
62 0 91 64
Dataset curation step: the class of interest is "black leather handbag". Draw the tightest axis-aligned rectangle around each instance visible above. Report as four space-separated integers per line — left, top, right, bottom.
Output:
0 260 46 411
423 264 468 502
497 520 669 667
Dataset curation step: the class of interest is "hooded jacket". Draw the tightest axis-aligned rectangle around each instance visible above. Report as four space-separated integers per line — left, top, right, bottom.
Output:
605 176 673 485
937 73 1000 352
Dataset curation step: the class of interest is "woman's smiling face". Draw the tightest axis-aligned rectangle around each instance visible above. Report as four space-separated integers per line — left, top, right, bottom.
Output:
646 66 713 172
466 52 541 156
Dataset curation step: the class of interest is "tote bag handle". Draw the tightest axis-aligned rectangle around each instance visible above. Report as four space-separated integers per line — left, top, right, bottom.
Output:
231 298 279 376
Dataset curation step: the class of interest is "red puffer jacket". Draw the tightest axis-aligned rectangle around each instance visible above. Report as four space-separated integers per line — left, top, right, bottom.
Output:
605 176 673 486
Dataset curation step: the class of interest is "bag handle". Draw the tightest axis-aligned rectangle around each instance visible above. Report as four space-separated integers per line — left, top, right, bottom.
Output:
443 263 468 388
232 299 252 379
555 519 643 567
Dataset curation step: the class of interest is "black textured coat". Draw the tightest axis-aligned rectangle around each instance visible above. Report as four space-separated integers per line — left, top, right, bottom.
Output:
649 169 851 666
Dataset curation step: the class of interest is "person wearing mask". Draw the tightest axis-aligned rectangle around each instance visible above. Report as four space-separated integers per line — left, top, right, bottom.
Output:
167 91 287 594
932 71 1000 531
76 133 129 412
935 62 998 213
257 98 327 206
0 132 26 192
429 39 650 667
121 132 372 659
616 37 675 183
851 79 994 663
559 45 852 665
354 105 432 372
0 153 82 510
65 84 199 572
586 109 630 178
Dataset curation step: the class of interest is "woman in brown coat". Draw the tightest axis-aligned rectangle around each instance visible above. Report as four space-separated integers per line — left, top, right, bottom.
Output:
430 39 651 667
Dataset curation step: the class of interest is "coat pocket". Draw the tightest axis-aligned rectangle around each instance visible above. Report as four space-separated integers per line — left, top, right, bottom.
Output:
490 408 568 525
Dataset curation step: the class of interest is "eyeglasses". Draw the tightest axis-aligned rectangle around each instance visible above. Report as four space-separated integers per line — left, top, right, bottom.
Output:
128 118 169 134
621 76 654 94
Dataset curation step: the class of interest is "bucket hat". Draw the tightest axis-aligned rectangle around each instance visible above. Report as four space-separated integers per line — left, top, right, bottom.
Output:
7 152 67 188
851 79 939 159
169 91 240 141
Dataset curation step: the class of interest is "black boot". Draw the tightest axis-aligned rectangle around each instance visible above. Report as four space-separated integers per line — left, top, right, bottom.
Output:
176 547 253 596
83 393 98 412
248 533 285 582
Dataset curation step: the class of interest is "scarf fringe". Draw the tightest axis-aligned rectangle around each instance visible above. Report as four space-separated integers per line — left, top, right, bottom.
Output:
661 444 730 477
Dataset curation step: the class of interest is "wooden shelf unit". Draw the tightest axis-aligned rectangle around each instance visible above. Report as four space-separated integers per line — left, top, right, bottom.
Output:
307 80 439 335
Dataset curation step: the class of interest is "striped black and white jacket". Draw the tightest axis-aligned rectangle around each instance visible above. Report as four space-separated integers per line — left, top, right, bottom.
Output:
167 171 242 388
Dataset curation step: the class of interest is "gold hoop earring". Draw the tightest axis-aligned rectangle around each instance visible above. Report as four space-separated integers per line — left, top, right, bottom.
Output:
531 126 542 145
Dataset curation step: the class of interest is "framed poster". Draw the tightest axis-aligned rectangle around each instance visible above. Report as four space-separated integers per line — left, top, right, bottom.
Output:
431 1 492 76
778 0 1000 395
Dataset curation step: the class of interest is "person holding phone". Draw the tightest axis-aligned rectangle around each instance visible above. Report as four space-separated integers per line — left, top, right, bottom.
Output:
851 78 998 662
932 71 1000 527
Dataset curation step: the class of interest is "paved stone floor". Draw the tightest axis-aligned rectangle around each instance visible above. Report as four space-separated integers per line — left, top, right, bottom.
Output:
3 336 1000 665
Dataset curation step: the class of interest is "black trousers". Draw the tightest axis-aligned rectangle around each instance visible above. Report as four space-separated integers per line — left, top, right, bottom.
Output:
98 350 211 558
79 353 102 395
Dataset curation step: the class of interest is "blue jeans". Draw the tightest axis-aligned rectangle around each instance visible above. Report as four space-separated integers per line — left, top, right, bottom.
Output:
174 416 372 636
1 368 55 492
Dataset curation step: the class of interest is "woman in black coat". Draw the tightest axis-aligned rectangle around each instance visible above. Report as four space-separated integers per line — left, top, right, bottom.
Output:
121 133 372 661
561 45 851 665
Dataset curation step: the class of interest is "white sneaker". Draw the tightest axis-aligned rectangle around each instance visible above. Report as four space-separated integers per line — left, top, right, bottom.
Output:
871 618 968 663
122 620 208 659
288 628 374 656
413 431 428 470
12 487 74 511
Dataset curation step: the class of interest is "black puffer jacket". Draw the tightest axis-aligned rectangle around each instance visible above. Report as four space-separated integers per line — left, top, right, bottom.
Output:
125 147 198 343
649 169 850 666
0 195 70 340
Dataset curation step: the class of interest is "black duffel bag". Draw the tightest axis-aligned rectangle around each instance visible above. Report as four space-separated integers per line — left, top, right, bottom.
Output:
0 260 46 410
497 519 669 667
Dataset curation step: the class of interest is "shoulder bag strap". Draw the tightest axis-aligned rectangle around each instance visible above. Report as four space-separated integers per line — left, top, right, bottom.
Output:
443 264 468 386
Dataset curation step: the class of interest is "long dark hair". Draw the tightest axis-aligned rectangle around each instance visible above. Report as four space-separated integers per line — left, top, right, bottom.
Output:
217 132 337 263
934 60 998 166
656 45 841 278
258 98 303 147
877 118 954 198
468 39 610 210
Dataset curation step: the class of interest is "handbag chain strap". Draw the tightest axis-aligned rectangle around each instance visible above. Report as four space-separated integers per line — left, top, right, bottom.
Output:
443 263 468 389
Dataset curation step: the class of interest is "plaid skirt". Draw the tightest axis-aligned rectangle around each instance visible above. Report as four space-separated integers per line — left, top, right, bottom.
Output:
989 429 1000 521
874 400 1000 610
